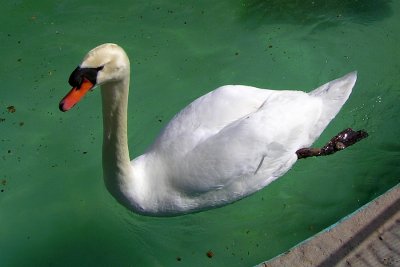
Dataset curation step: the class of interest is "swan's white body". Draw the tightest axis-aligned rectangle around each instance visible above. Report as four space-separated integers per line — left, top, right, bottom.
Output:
62 44 357 216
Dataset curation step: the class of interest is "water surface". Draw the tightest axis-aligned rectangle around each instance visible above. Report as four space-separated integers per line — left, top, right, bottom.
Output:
1 0 399 266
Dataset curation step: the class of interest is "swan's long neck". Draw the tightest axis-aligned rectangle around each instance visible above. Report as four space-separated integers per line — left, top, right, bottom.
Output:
101 77 133 201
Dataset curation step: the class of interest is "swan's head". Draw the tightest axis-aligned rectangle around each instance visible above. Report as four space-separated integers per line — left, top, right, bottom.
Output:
59 43 130 112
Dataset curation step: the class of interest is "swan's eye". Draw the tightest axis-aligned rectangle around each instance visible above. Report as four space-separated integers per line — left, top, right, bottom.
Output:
68 66 104 89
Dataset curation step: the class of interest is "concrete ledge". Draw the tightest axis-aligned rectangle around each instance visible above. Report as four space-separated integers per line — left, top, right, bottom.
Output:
258 184 400 267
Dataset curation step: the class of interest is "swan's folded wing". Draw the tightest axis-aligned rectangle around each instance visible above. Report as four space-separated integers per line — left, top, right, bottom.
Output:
171 91 323 195
149 85 274 156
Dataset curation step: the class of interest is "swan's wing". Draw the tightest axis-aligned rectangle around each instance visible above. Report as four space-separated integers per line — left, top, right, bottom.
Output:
169 90 323 195
144 72 356 197
149 85 274 155
168 72 357 196
308 71 357 139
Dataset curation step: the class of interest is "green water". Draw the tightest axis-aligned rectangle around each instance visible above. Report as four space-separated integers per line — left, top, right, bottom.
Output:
1 0 399 266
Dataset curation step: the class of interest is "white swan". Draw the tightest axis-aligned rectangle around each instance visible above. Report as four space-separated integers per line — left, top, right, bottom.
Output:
59 43 367 216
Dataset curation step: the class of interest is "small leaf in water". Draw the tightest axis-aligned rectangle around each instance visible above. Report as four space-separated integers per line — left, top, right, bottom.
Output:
7 106 16 113
206 250 214 258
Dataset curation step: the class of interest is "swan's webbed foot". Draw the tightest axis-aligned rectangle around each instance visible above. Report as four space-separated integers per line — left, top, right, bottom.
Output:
296 147 322 159
296 128 368 159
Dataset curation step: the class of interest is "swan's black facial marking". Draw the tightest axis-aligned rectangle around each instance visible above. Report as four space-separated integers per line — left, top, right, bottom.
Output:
68 66 104 89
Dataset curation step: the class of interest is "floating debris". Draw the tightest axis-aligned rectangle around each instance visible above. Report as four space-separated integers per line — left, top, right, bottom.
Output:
7 106 16 113
206 250 214 258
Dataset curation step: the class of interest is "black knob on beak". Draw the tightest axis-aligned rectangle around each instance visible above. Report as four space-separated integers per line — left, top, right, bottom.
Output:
68 66 104 89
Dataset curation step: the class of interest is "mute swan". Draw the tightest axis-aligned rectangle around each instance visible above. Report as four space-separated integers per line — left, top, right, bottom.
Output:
59 43 367 216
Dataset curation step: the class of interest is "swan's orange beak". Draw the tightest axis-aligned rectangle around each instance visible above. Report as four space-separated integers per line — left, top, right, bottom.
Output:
59 78 94 112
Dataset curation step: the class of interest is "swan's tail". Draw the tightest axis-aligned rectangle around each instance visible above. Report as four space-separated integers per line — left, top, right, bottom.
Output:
309 71 357 138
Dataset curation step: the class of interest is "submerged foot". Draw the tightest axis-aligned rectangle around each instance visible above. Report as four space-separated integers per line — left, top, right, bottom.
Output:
296 128 368 159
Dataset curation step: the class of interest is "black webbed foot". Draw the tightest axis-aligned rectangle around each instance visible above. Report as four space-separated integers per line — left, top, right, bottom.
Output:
296 128 368 159
296 147 322 159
